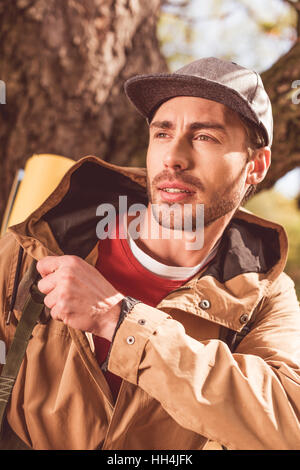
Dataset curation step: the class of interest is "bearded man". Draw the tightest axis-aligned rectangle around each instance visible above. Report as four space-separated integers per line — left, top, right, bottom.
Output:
0 57 299 450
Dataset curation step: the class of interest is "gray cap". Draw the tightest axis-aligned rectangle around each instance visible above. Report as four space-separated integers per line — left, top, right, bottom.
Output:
124 57 273 146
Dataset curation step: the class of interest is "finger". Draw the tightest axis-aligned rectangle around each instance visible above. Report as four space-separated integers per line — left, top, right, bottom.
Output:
50 303 68 324
37 271 57 295
36 256 62 278
49 303 62 322
44 288 58 310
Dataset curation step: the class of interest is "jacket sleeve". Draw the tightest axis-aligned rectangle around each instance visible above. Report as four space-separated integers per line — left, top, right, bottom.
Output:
107 272 300 450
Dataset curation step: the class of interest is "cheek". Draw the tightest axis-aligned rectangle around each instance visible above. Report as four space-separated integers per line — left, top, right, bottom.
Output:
203 154 246 183
146 148 154 171
195 160 246 201
146 149 163 179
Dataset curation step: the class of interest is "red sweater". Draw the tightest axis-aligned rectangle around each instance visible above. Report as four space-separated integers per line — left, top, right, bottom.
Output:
93 217 213 403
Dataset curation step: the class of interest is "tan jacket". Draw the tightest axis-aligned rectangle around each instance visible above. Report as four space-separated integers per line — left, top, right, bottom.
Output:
0 156 300 450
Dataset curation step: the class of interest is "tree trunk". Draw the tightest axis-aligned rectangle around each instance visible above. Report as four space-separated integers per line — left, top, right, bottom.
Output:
0 0 167 221
259 40 300 192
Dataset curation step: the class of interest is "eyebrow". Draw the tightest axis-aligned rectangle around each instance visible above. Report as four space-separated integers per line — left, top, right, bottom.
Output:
149 120 227 134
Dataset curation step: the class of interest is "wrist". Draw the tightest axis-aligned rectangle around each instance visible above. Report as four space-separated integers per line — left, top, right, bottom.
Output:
94 298 123 342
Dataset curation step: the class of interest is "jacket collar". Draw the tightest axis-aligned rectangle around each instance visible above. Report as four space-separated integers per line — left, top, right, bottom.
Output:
9 155 288 331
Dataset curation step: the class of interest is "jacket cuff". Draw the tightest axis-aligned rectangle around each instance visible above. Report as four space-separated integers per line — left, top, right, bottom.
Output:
107 302 172 384
100 296 140 372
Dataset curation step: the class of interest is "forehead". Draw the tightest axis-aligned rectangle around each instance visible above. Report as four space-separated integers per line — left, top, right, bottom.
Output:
152 96 239 126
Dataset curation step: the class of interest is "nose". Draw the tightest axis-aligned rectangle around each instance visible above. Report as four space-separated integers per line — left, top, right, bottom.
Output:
163 137 190 171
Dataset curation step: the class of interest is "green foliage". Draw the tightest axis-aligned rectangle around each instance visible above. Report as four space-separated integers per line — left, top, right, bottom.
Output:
245 190 300 300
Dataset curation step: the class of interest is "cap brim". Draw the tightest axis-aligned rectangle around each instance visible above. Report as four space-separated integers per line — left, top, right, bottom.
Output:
124 74 269 145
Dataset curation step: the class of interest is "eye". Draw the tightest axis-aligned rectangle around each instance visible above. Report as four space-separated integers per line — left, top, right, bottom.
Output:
155 132 169 139
195 134 215 142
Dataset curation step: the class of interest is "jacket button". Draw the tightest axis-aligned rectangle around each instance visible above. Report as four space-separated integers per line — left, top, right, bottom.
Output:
199 299 210 309
239 314 249 324
126 335 135 345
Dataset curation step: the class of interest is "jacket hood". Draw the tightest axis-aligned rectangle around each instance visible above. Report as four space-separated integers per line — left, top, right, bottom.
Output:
8 155 288 330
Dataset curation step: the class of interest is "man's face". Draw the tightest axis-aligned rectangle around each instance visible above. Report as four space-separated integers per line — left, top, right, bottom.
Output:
146 96 252 230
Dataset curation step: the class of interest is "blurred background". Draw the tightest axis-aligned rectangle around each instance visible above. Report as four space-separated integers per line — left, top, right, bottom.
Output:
0 0 299 297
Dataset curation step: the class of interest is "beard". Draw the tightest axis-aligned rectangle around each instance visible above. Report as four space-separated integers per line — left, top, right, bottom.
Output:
146 166 246 231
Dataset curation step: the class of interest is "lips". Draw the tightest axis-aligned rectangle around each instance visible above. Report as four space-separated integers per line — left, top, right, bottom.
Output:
158 181 196 194
157 181 196 202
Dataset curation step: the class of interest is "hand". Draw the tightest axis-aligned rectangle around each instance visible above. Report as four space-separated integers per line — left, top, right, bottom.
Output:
36 255 124 341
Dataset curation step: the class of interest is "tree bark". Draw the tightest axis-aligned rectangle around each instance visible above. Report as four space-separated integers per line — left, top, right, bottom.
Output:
260 40 300 192
0 0 167 221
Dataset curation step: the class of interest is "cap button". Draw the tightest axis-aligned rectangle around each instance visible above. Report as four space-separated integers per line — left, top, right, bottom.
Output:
199 299 211 309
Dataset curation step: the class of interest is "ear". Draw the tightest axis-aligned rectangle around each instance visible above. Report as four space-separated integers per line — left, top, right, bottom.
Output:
246 147 271 185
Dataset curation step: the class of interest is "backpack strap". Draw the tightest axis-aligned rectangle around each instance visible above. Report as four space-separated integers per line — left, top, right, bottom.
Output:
0 260 45 435
0 417 32 450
